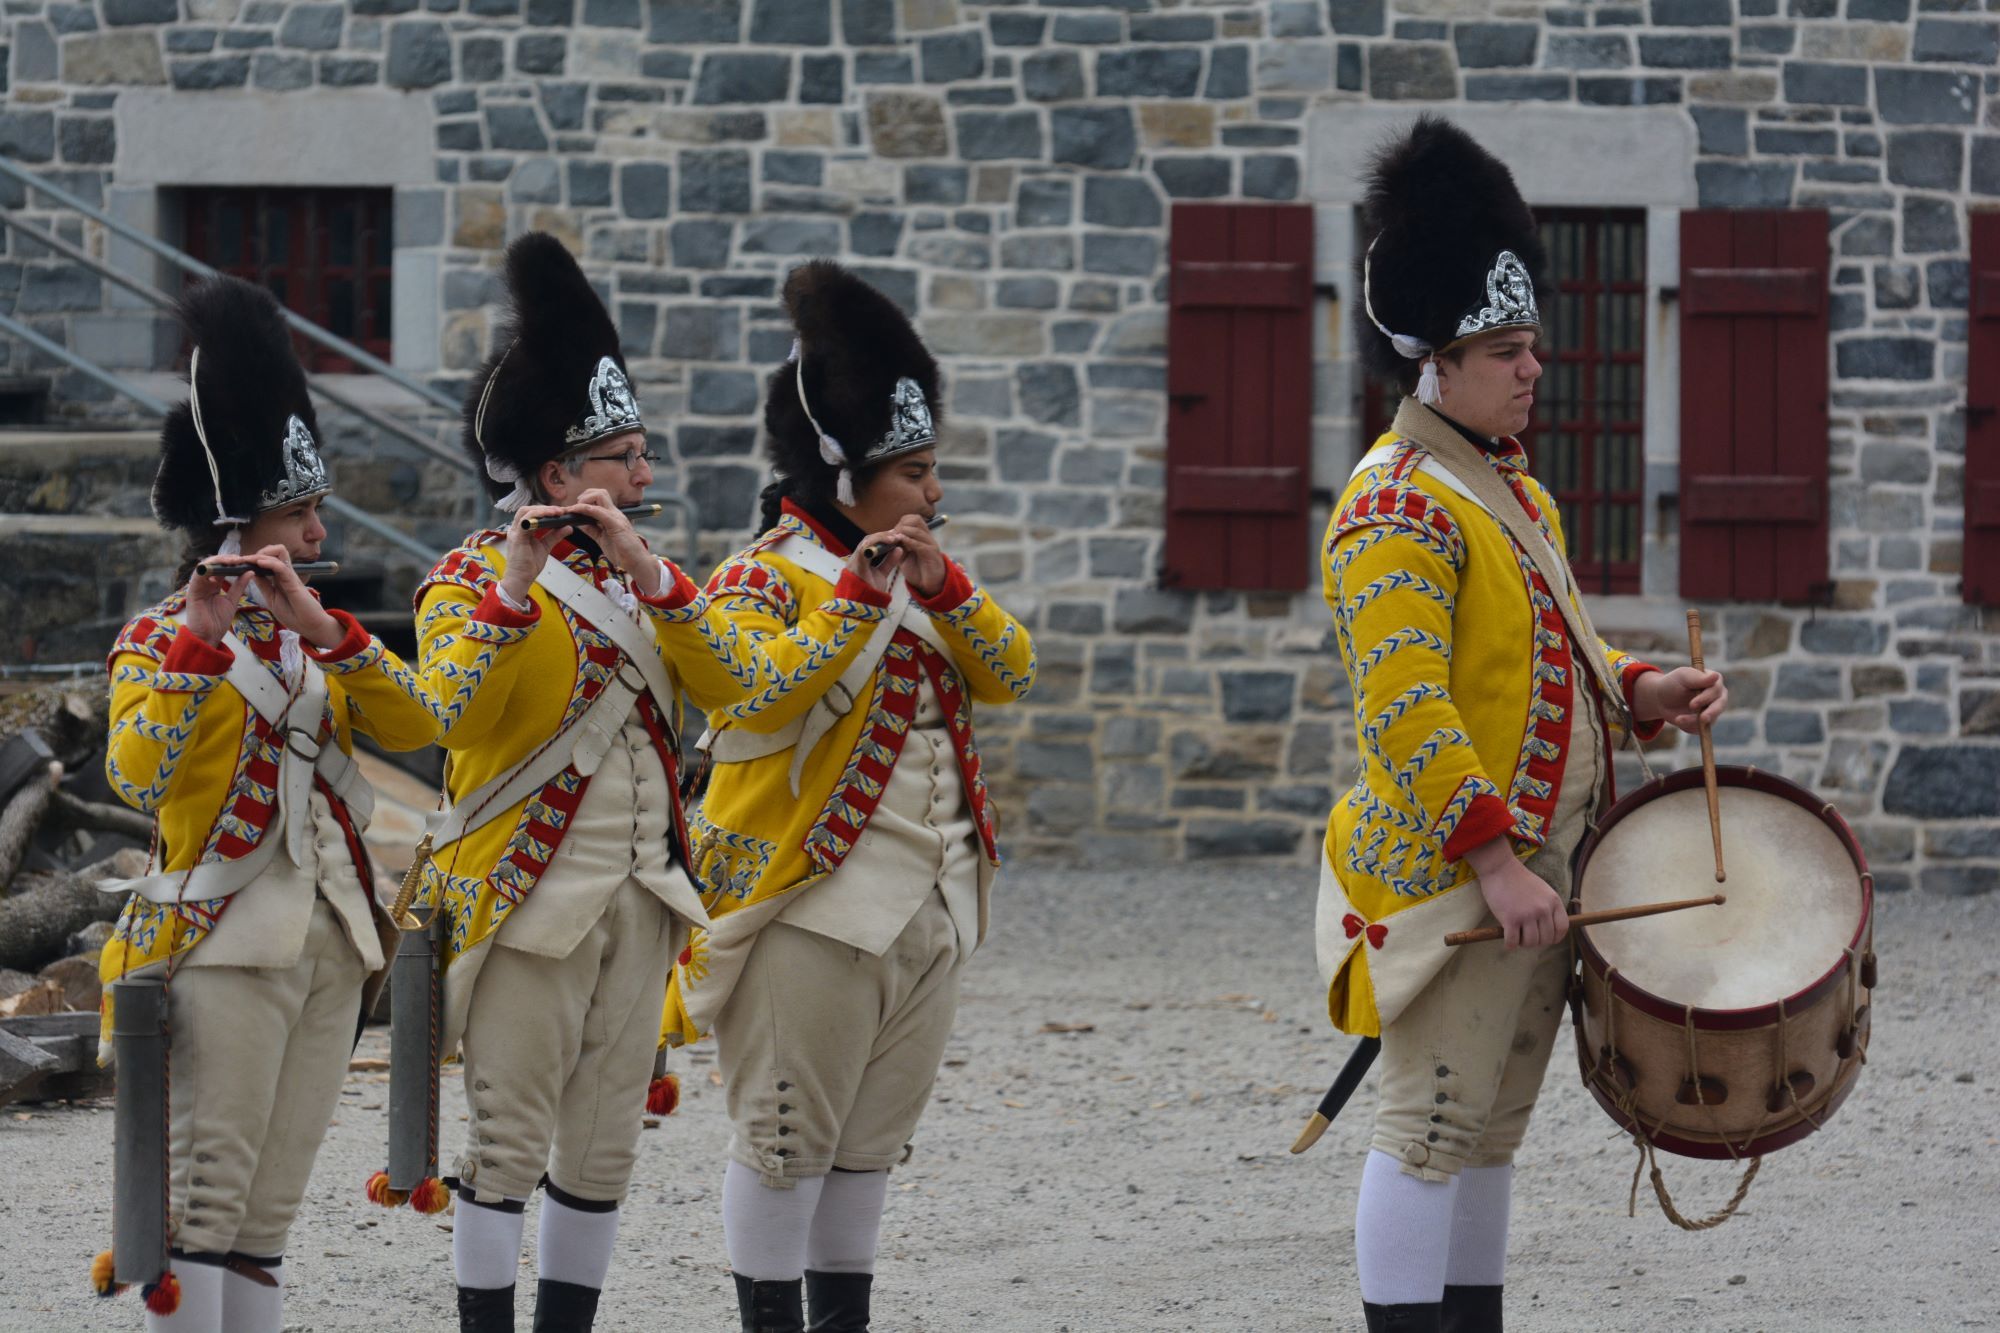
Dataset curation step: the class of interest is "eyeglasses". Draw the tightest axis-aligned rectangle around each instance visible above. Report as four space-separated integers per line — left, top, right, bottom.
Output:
585 447 661 472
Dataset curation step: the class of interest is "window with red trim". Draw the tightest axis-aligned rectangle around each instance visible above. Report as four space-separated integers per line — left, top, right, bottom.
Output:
178 187 393 372
1360 208 1649 595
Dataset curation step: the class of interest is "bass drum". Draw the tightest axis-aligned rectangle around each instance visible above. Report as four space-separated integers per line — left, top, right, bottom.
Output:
1571 766 1874 1160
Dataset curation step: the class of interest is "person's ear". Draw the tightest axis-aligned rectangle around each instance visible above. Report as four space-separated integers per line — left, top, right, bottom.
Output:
539 458 567 503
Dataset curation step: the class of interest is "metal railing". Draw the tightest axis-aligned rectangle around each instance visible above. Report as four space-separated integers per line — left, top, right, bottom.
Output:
0 155 702 565
0 156 460 416
0 306 439 563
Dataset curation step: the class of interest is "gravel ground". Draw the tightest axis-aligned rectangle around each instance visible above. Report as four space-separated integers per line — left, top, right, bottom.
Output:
3 864 1995 1331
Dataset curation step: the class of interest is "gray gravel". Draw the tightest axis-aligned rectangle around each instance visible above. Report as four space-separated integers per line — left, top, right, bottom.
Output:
3 864 1995 1331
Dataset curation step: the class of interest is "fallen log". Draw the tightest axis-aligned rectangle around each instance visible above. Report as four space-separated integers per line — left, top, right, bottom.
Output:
0 847 143 974
46 787 153 845
0 1010 106 1106
0 763 59 892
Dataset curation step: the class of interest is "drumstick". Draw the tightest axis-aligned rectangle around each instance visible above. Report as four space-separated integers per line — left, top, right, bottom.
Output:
1444 894 1725 947
519 503 663 531
863 513 949 567
195 558 340 578
1687 609 1726 883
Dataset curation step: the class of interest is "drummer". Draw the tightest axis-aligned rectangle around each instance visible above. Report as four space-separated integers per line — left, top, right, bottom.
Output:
1316 116 1727 1333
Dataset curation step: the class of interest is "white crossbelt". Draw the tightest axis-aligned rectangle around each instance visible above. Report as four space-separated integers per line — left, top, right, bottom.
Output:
698 532 951 797
421 559 677 850
102 628 373 904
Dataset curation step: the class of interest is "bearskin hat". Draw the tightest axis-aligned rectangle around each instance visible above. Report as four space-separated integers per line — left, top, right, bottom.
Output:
460 232 643 507
1356 115 1550 386
762 260 942 508
151 275 329 533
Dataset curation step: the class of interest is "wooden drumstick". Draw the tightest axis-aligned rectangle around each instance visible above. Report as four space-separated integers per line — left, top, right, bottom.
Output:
1444 894 1725 947
1686 609 1726 883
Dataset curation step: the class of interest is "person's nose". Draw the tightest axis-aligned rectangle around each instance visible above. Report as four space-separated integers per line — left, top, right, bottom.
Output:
305 513 327 544
1521 350 1543 384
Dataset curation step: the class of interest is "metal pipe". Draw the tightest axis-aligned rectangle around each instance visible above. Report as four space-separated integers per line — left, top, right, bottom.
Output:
0 156 460 415
0 309 172 413
0 211 475 479
110 977 168 1288
0 310 436 561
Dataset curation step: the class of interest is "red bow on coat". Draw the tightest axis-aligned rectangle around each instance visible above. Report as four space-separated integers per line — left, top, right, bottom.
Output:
1343 913 1388 949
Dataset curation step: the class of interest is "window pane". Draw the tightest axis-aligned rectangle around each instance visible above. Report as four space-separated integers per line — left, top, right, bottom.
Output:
264 203 289 266
329 202 357 267
216 200 243 266
328 277 355 337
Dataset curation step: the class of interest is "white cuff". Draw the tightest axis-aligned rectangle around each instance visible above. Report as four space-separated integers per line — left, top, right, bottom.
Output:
494 582 533 613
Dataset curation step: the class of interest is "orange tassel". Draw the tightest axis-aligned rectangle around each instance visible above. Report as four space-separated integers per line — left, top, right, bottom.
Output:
365 1169 409 1209
646 1073 680 1116
410 1177 451 1215
90 1249 123 1297
142 1272 181 1315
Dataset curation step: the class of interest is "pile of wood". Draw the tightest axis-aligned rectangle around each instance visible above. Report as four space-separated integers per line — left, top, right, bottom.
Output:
0 681 149 1105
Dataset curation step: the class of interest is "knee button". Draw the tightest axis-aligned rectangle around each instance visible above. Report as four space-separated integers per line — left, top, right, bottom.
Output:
1427 1131 1440 1143
777 1103 792 1115
476 1109 490 1120
777 1125 791 1136
775 1080 791 1092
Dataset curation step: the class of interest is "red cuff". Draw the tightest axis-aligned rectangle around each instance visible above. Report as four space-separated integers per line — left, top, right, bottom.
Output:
637 563 702 610
913 560 975 614
160 625 235 678
833 571 894 609
1441 792 1516 863
473 584 540 628
1620 661 1667 743
302 607 373 663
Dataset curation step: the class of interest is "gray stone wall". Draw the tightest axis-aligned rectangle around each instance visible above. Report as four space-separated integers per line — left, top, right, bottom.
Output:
2 0 1997 890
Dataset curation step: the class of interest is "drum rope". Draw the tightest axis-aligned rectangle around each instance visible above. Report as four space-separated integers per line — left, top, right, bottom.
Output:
1626 1135 1762 1231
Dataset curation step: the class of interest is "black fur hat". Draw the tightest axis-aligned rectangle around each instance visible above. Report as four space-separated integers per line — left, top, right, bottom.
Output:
461 232 643 507
1356 115 1549 387
763 260 941 508
152 275 329 534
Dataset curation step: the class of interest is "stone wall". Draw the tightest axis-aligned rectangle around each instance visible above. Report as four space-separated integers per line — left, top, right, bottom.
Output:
2 0 1997 888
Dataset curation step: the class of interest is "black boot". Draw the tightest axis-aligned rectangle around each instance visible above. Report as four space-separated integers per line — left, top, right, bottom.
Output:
1363 1301 1443 1333
804 1270 873 1332
733 1273 805 1333
1440 1284 1502 1333
532 1278 602 1332
457 1283 516 1333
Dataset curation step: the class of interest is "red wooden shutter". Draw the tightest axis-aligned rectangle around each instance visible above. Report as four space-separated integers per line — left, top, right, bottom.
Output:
1965 211 2000 606
1678 209 1831 603
1163 203 1314 591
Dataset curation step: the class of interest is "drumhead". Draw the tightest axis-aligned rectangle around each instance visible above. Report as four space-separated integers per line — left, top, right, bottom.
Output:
1577 786 1864 1011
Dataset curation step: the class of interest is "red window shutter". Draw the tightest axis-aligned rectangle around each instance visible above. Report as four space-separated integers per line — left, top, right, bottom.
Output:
1678 209 1831 603
1965 212 2000 607
1163 203 1314 591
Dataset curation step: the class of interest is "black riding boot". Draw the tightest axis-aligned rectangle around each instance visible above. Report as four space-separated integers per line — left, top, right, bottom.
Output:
804 1269 873 1332
531 1278 602 1331
457 1283 516 1333
1440 1284 1502 1333
1363 1300 1443 1333
734 1273 805 1333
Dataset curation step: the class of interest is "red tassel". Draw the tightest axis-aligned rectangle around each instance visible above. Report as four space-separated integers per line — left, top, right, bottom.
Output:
646 1073 680 1117
410 1177 451 1215
365 1169 409 1209
142 1272 181 1315
90 1249 123 1297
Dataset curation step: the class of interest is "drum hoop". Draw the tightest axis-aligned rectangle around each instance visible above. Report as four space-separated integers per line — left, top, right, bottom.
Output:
1575 1041 1866 1161
1573 765 1873 1033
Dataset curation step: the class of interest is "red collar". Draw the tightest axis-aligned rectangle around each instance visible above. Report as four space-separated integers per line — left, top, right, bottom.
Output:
781 498 854 558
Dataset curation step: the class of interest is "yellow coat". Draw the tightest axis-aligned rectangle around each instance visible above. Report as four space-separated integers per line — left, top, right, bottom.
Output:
663 504 1036 1045
1319 434 1659 1037
410 532 762 977
97 596 441 1007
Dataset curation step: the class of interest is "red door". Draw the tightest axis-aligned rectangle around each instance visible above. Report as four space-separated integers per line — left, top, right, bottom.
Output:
1163 203 1314 591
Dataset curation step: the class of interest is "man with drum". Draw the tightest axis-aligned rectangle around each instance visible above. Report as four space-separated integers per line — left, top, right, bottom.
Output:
1316 117 1728 1333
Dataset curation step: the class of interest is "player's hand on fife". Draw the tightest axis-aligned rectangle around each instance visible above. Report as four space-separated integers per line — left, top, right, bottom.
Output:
1633 666 1728 736
563 487 664 597
238 544 345 649
500 505 576 608
1466 838 1569 950
847 530 906 597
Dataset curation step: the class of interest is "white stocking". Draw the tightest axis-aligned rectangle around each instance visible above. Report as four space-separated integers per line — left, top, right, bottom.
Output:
1354 1149 1458 1305
537 1194 620 1290
453 1195 527 1291
806 1170 889 1275
723 1160 824 1282
1444 1164 1512 1287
